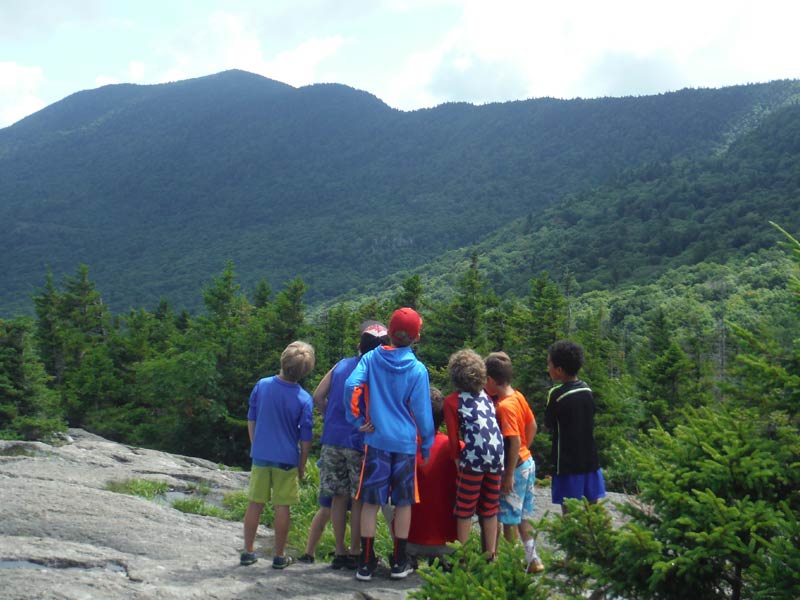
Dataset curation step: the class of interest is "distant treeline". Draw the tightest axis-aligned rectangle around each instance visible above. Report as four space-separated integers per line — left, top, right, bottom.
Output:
2 226 799 598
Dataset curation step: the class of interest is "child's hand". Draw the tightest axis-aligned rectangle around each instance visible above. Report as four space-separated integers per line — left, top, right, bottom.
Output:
358 422 375 433
501 473 514 495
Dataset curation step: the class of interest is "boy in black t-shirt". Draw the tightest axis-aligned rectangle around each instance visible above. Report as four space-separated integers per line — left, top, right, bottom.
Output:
544 340 606 514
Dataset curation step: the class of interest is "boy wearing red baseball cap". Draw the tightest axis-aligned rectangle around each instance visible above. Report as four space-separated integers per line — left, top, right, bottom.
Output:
345 307 434 582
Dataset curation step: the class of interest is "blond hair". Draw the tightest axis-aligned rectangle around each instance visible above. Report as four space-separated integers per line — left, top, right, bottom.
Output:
280 341 315 382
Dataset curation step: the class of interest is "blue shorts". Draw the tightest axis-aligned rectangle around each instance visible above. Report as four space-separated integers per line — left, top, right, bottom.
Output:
499 457 536 524
319 494 332 508
551 468 606 504
356 445 417 507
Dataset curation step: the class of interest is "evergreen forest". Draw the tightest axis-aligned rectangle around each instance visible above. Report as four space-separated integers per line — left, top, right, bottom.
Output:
1 71 799 598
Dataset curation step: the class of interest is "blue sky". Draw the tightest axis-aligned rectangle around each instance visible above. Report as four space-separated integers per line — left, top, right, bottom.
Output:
2 0 799 127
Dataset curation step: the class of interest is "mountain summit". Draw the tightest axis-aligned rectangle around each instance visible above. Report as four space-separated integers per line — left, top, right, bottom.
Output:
1 70 798 314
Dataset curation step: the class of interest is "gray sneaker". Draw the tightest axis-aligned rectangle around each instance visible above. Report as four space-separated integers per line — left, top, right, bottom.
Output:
240 552 257 566
272 555 294 569
390 559 414 579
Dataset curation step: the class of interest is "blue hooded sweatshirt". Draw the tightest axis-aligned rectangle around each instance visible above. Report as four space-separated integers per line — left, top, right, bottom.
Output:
345 345 434 459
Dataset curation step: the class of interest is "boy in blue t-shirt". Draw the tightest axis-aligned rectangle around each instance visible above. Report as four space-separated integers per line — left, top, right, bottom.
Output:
311 320 389 569
240 341 315 569
346 307 434 582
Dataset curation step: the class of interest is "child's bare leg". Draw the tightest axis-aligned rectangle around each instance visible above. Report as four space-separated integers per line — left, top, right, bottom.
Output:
243 501 265 553
518 519 533 544
482 515 498 556
304 506 331 556
457 517 472 544
503 523 518 543
360 502 380 536
273 505 290 557
393 505 412 538
331 496 349 556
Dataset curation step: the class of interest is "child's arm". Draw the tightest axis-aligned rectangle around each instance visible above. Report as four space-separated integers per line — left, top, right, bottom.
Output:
525 417 537 449
298 440 312 480
409 371 434 460
344 359 368 428
502 435 520 494
312 367 334 412
525 411 539 450
248 420 255 445
443 394 462 466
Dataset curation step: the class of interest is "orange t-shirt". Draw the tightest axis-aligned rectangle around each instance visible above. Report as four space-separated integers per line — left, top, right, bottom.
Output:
495 390 535 463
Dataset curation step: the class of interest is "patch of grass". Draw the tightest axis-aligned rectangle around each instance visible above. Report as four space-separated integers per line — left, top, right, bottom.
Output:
221 490 251 522
186 480 211 496
106 478 169 499
218 463 243 472
172 498 227 519
286 460 393 561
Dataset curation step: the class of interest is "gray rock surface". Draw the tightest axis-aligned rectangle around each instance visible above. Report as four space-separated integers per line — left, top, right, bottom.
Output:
0 430 631 599
0 430 418 600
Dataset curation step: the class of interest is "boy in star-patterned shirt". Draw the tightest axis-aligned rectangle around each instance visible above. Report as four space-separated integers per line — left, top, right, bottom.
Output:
443 349 505 559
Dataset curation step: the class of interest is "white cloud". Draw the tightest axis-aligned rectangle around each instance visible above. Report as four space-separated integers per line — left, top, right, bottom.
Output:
152 10 346 89
128 60 146 82
379 0 800 108
263 36 346 85
94 75 119 88
0 62 46 127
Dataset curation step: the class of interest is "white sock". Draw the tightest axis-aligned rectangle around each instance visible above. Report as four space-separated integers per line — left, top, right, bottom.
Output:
524 539 537 562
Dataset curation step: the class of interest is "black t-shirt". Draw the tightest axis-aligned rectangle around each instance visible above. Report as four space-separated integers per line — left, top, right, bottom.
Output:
544 380 600 475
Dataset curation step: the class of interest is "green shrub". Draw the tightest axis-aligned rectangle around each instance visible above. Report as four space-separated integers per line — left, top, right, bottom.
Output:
409 536 548 600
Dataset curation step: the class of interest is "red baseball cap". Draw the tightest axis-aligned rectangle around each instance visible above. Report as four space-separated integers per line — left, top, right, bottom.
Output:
388 307 422 341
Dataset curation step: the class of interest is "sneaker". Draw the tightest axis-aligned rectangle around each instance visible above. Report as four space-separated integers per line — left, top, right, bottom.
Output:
331 554 357 570
390 559 414 579
240 551 257 566
355 558 377 581
272 555 294 570
298 553 315 564
526 557 545 574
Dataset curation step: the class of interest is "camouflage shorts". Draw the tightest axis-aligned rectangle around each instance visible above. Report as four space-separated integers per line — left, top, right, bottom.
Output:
319 445 363 498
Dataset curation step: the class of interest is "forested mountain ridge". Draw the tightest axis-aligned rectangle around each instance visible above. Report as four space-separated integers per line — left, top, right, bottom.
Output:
1 70 799 315
377 99 800 301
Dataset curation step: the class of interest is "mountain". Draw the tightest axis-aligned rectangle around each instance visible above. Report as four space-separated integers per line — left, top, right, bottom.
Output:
385 100 800 301
2 70 799 315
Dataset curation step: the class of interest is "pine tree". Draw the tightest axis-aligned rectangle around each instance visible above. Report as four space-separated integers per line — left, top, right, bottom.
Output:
0 318 64 440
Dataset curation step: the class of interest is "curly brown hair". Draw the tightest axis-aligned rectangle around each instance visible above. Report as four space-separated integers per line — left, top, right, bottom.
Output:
448 349 487 394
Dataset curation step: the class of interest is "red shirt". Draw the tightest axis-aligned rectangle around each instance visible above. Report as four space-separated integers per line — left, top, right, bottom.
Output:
409 433 459 545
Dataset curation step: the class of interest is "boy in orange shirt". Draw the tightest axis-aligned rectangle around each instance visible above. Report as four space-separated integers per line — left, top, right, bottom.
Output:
485 351 544 574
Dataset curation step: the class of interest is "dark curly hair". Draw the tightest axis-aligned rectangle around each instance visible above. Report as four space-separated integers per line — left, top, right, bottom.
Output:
548 340 585 376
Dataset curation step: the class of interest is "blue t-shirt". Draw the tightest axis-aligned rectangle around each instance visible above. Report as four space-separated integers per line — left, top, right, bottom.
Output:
248 375 313 466
320 356 364 450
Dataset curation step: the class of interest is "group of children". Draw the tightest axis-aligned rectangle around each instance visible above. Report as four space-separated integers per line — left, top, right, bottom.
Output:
239 307 605 582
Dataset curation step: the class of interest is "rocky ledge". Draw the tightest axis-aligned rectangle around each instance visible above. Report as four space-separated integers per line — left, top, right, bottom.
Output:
0 430 630 599
0 430 417 600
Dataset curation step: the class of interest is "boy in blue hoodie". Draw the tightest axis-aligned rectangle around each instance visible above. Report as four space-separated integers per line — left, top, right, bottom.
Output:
346 307 434 582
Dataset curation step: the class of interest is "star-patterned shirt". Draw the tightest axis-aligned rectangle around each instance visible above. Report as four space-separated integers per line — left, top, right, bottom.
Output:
444 390 505 473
